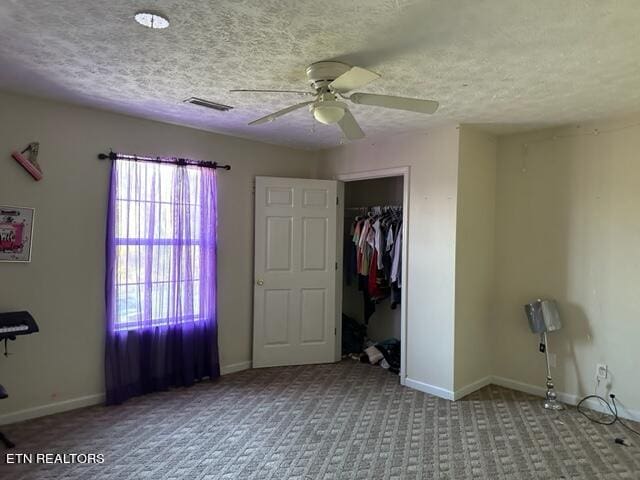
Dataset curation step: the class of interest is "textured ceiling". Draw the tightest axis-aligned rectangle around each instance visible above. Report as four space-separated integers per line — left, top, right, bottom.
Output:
1 0 640 149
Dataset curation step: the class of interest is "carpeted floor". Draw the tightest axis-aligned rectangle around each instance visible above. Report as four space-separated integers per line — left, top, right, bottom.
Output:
1 361 639 479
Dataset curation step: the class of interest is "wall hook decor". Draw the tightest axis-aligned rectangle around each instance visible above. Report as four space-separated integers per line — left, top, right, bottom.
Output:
11 142 43 181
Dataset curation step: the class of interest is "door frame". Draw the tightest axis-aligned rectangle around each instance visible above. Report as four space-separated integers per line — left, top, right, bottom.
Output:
335 166 410 385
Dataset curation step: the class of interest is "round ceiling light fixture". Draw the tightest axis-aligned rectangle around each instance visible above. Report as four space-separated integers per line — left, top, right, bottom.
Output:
134 11 170 29
311 101 346 125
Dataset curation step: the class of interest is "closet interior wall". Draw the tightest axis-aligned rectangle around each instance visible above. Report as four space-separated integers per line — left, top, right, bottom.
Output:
343 176 403 342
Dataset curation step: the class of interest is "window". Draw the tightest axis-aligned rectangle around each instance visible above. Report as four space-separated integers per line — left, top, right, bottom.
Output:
111 160 215 330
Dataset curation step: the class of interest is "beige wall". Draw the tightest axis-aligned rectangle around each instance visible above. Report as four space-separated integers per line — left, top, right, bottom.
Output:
319 127 460 392
493 116 640 414
0 91 317 421
5 89 636 422
453 127 497 390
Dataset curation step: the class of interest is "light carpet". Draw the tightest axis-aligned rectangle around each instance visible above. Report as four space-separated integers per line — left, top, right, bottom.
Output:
1 361 639 479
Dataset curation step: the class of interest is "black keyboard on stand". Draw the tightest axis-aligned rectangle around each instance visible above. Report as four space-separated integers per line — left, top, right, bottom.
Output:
0 311 39 449
0 311 39 343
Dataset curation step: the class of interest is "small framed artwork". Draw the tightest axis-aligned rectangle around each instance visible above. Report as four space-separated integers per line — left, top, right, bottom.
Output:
0 206 35 262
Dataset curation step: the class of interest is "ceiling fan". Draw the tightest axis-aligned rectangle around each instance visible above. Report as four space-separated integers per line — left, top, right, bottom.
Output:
230 61 439 140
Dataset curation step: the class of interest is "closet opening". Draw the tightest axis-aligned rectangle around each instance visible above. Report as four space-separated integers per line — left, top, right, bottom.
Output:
337 168 409 384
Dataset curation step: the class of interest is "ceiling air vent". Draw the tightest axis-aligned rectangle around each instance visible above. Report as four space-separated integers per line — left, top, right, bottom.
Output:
183 97 233 112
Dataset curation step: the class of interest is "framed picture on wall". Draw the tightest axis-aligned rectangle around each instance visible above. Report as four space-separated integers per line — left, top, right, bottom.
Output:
0 206 35 262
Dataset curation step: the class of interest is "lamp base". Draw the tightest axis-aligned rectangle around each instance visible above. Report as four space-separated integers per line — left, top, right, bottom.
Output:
543 376 565 411
543 398 565 410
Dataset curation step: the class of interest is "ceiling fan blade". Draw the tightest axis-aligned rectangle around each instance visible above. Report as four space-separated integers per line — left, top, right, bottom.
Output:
337 109 365 140
230 89 313 96
349 93 439 114
248 101 314 126
329 66 380 93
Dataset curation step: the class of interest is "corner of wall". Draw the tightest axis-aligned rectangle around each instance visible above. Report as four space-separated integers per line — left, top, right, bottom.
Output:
453 125 498 392
490 117 640 415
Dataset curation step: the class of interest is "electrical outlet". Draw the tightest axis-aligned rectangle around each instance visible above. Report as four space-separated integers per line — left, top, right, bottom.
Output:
596 363 608 379
548 353 556 368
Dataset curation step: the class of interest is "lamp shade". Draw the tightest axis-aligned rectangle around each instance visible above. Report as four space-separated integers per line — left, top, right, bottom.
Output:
524 299 561 334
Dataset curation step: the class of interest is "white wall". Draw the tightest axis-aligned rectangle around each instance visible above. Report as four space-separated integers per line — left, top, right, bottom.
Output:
0 91 317 422
453 127 497 391
319 127 460 393
493 116 640 415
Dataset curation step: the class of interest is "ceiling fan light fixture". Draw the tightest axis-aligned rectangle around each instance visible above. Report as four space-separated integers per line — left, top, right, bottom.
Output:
134 11 170 29
239 61 439 139
311 102 346 125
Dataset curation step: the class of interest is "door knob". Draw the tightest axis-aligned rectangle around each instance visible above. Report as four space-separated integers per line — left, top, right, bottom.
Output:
256 279 264 286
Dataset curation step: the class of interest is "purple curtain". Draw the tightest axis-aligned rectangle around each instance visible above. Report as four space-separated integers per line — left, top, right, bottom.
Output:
105 159 219 405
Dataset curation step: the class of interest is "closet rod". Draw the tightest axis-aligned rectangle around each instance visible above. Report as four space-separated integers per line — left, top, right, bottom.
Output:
97 151 231 170
344 205 402 211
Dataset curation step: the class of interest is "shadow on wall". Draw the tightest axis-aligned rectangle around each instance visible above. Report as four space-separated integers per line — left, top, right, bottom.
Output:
494 131 640 405
555 302 592 398
517 139 574 391
552 136 604 400
494 137 592 395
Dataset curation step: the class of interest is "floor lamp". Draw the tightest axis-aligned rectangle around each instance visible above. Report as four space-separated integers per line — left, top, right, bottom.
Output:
524 299 565 411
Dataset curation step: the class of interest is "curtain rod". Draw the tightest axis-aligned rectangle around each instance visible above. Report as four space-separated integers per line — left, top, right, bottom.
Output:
97 151 231 170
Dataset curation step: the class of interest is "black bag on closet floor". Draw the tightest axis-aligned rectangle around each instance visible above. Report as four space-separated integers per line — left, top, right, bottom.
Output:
341 314 367 355
375 338 401 374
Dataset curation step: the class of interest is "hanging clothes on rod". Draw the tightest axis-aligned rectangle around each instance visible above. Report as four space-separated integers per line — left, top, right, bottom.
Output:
345 205 402 324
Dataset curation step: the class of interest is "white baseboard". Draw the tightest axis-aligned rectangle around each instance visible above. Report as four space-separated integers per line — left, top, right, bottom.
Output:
401 374 640 423
405 377 454 400
490 375 548 399
453 376 492 401
491 375 583 406
4 367 636 427
1 361 252 426
404 376 492 401
0 393 105 426
220 361 252 376
490 375 640 422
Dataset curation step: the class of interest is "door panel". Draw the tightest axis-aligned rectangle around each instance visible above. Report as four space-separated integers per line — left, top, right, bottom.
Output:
300 288 326 344
266 187 294 206
266 217 292 271
303 188 328 207
302 217 327 271
253 176 338 367
263 289 291 346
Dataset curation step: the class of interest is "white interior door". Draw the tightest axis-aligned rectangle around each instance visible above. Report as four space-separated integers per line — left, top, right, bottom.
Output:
253 176 339 368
